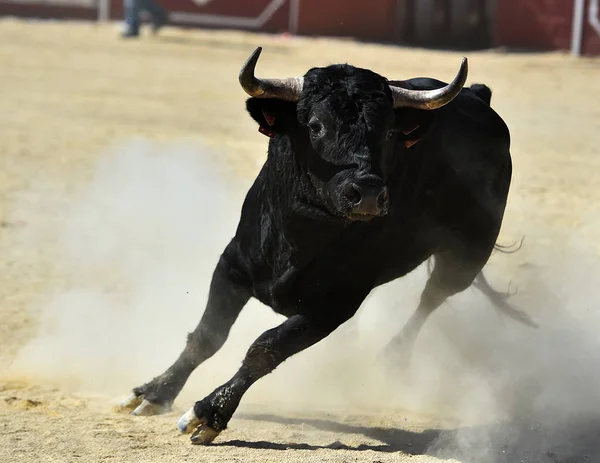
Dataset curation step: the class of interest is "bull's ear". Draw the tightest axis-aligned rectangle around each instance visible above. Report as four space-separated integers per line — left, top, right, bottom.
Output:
246 98 297 138
393 107 436 149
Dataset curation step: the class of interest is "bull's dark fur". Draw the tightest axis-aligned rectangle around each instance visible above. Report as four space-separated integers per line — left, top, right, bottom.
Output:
125 61 534 442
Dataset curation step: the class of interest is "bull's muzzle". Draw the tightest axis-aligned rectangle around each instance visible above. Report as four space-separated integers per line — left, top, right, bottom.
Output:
343 183 389 220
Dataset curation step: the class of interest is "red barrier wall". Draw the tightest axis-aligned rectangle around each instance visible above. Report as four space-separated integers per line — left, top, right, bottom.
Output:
495 0 600 55
0 0 97 20
297 0 398 42
0 0 406 43
107 0 290 33
2 0 599 55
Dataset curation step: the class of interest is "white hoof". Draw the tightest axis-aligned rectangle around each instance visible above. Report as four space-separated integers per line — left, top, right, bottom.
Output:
177 407 201 434
118 394 143 411
131 399 168 416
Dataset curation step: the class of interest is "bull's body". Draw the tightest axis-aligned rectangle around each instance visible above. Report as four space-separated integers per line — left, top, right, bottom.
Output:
119 51 531 444
238 78 509 320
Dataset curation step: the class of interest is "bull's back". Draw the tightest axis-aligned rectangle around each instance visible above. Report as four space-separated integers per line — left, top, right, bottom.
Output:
396 78 512 249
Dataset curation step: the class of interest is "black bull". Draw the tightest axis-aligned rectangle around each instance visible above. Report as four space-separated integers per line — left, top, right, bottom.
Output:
119 47 535 444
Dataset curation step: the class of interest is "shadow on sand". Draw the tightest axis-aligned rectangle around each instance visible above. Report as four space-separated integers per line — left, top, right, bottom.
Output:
223 412 600 463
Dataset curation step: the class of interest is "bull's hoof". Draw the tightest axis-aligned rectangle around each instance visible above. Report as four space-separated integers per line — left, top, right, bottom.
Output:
131 399 170 416
117 393 143 412
190 424 221 445
178 407 221 444
177 407 201 434
116 394 170 416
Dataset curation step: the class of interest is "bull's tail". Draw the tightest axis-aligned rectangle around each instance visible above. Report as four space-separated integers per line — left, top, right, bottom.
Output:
470 83 492 105
473 272 538 328
493 236 525 255
425 235 536 327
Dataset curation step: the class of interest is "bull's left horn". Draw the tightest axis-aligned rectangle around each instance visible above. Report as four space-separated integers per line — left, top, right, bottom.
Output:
239 46 304 102
389 57 468 110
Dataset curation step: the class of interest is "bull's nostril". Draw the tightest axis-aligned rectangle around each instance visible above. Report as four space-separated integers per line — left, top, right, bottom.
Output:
377 189 389 209
345 184 362 207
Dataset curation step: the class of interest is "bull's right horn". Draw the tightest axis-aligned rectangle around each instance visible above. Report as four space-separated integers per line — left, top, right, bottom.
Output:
239 47 304 102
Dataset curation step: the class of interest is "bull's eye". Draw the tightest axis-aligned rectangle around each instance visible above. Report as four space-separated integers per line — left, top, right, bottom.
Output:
386 130 394 140
308 120 323 136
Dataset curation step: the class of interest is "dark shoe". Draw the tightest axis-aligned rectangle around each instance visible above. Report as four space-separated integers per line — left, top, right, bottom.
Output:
120 29 140 38
151 10 168 34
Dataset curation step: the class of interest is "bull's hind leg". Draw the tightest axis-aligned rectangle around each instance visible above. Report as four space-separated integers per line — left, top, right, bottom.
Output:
119 253 251 416
384 249 489 368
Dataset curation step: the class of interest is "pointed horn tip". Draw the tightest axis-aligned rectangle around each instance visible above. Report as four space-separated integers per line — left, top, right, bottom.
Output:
239 46 266 96
456 57 468 85
240 46 263 73
242 46 262 70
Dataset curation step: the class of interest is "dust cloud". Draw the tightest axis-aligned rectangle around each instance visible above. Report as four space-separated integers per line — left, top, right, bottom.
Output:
9 139 285 396
9 138 600 462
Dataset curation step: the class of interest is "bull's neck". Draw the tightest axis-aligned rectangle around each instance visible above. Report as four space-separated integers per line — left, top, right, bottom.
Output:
265 135 347 268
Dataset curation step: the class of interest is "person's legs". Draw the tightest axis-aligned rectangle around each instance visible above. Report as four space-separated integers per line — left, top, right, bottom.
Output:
122 0 167 37
139 0 168 32
122 0 142 37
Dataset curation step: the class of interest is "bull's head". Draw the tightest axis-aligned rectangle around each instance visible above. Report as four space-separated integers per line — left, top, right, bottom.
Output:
241 47 468 222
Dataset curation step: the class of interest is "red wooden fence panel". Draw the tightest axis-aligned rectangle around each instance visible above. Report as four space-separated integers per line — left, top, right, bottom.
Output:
495 0 600 55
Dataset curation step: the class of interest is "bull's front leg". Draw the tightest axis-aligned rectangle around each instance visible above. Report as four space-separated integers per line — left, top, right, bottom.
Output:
118 252 251 416
176 311 353 444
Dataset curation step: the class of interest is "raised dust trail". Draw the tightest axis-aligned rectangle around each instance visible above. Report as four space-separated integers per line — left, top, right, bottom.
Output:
8 139 600 462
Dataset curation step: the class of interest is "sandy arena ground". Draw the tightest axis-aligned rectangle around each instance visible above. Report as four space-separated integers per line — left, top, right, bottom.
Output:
1 19 600 463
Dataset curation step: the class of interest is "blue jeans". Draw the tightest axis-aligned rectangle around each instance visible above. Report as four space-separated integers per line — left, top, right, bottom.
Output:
124 0 165 33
